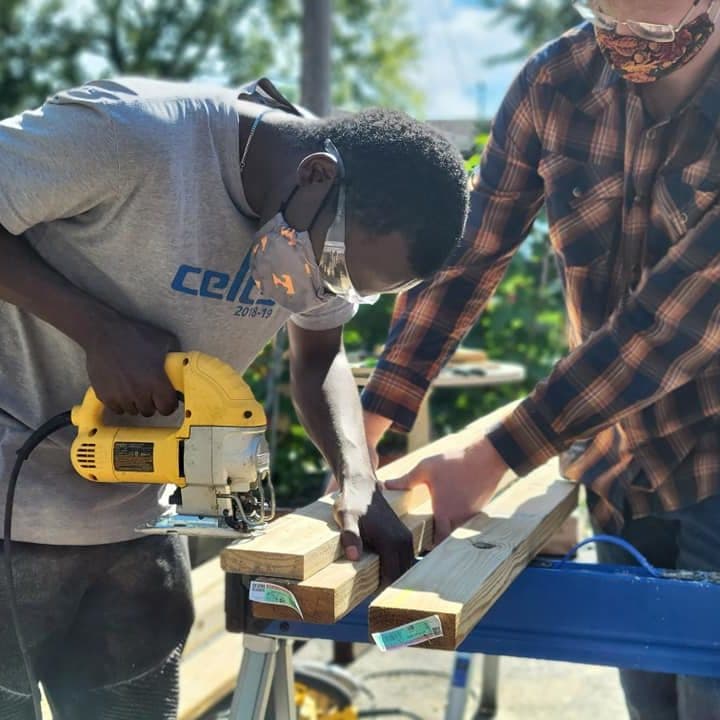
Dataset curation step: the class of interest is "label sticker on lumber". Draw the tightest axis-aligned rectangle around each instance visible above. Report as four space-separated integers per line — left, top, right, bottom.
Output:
371 614 443 652
249 581 303 619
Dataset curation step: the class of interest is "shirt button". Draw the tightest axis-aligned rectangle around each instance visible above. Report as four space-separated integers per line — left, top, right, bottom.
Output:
633 195 644 204
572 186 584 198
647 129 656 140
680 212 689 224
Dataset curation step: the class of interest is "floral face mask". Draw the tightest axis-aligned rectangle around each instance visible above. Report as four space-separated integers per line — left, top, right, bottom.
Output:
595 10 716 83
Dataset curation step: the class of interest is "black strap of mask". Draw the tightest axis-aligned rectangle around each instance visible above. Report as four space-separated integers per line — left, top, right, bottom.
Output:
280 180 340 233
281 138 345 230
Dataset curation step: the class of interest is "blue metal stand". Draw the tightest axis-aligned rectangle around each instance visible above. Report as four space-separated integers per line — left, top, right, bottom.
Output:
257 559 720 678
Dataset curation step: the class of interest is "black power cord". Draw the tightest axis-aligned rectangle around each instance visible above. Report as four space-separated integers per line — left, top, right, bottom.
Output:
3 411 73 720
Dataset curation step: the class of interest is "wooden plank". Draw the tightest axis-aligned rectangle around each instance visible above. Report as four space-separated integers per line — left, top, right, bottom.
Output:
185 592 225 656
220 485 429 580
185 559 226 656
250 500 434 624
221 400 520 580
190 556 224 596
539 514 578 556
178 631 243 720
368 459 578 650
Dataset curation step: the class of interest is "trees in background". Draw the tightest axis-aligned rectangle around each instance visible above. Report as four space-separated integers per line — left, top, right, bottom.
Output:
0 0 88 118
0 0 420 118
477 0 577 63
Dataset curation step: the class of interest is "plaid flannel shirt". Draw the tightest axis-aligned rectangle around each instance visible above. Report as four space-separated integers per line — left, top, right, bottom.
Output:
362 23 720 532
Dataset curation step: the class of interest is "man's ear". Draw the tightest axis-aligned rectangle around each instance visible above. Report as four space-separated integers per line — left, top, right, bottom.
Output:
296 151 340 186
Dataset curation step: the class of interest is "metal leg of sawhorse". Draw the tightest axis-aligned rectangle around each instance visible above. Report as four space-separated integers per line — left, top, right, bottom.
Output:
228 636 498 720
445 653 500 720
477 655 500 717
228 634 297 720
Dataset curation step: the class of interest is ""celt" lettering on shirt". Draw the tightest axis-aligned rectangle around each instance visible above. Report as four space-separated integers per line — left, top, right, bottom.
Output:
170 255 273 307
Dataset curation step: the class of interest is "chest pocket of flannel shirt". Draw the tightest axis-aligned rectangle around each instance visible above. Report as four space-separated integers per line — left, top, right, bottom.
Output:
540 152 624 268
540 153 624 340
656 164 720 242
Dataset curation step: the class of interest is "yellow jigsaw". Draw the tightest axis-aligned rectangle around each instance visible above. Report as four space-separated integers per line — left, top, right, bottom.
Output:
70 351 274 537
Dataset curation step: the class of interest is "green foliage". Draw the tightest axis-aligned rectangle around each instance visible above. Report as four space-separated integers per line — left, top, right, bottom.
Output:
464 131 489 172
85 0 260 78
246 0 422 111
477 0 578 62
0 0 421 118
435 219 565 435
331 0 422 111
0 0 88 117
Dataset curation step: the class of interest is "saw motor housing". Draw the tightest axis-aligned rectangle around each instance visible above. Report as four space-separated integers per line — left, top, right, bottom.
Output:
70 352 274 537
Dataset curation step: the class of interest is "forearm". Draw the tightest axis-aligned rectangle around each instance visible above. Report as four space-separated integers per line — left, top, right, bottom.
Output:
363 410 392 450
0 225 120 347
291 350 375 490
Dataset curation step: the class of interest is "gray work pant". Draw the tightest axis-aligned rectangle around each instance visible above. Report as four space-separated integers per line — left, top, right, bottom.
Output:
0 535 194 720
593 493 720 720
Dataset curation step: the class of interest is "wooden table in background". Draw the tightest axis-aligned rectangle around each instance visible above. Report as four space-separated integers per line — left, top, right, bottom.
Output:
352 360 526 451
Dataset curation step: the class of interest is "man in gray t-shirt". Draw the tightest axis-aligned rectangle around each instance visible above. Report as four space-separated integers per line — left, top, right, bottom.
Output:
0 76 468 718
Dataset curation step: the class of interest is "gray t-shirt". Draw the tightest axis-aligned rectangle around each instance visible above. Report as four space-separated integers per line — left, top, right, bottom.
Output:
0 77 355 545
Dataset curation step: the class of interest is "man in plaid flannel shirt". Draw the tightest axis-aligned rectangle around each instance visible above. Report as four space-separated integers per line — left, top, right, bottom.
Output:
364 2 720 717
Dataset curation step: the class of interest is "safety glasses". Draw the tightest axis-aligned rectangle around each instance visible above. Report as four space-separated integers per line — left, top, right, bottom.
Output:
318 139 421 304
317 140 380 305
573 0 714 42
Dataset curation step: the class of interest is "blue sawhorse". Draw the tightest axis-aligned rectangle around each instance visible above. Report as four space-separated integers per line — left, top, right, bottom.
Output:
225 557 720 719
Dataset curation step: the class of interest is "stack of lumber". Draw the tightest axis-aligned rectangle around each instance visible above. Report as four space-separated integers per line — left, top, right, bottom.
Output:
221 400 578 649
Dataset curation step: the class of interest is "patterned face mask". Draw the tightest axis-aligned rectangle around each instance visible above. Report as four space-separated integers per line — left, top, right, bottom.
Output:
595 11 716 83
250 216 332 312
250 140 379 313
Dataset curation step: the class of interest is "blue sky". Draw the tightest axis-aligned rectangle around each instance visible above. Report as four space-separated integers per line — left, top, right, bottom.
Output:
410 0 526 120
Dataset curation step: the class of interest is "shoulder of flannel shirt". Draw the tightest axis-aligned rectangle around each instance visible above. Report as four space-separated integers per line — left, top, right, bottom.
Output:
488 21 611 162
525 21 610 93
